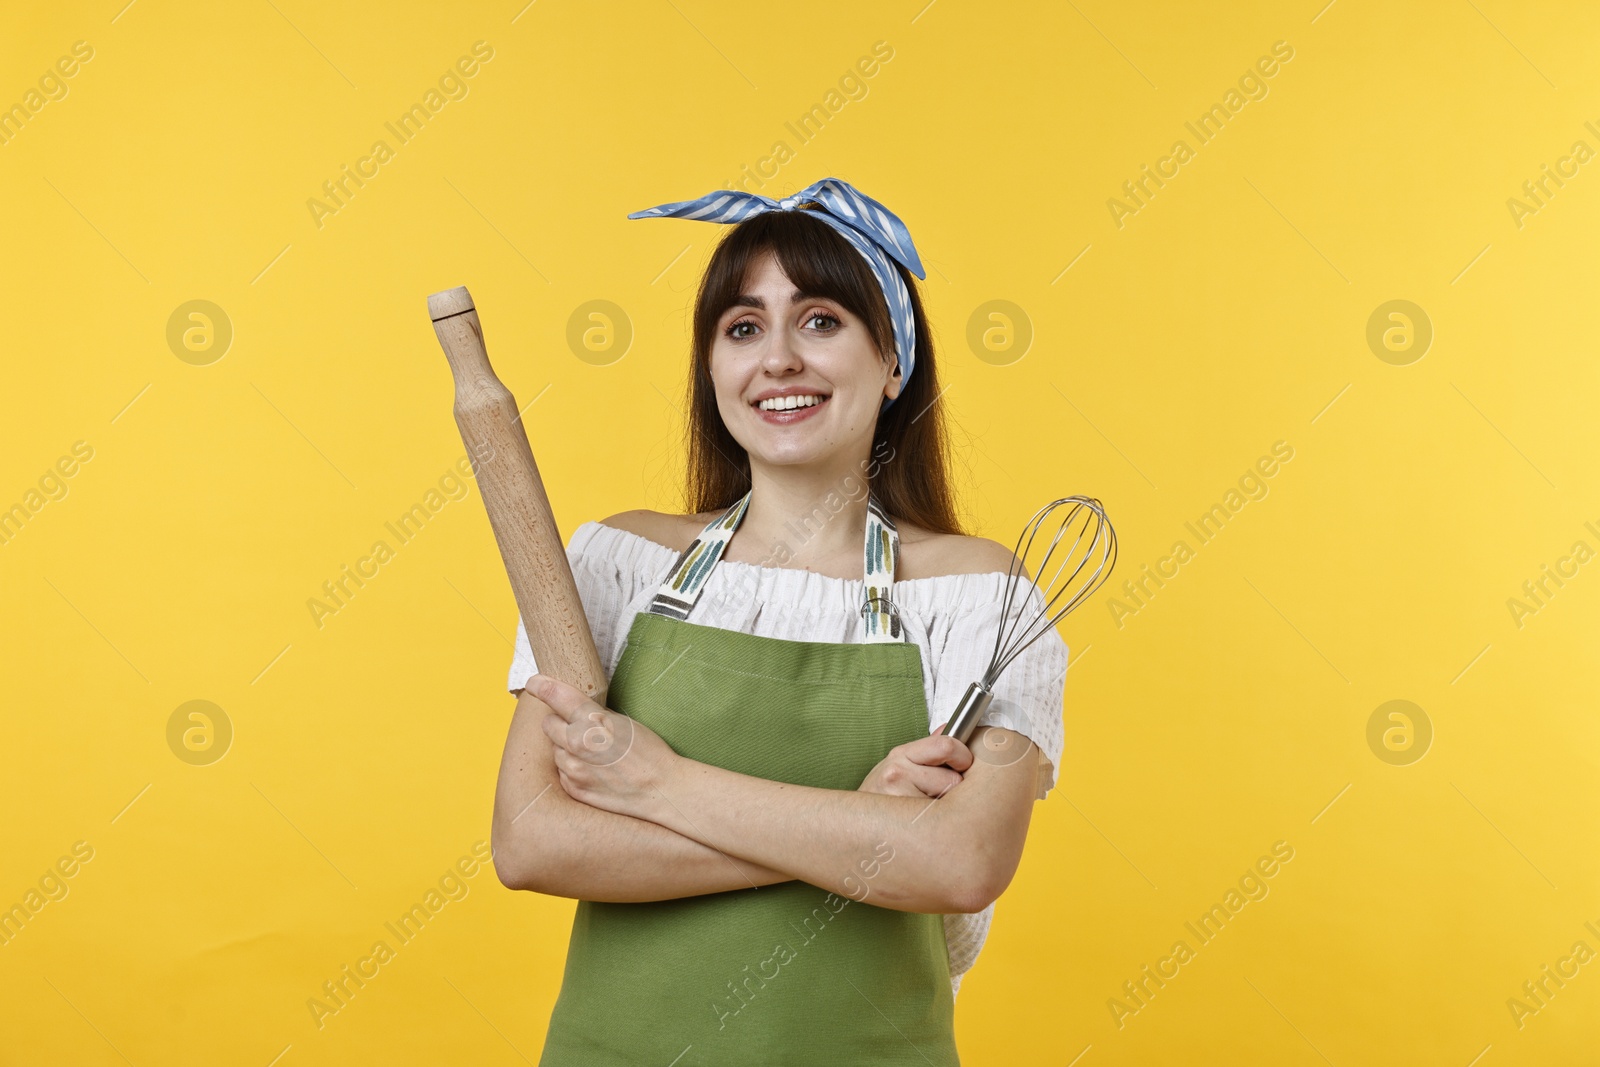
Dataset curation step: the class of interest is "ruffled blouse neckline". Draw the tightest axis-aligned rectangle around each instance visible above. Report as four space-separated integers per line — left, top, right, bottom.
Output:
577 519 1022 609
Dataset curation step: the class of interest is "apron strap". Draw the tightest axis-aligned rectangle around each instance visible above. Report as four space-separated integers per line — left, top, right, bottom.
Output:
645 492 751 622
861 493 902 642
646 489 902 643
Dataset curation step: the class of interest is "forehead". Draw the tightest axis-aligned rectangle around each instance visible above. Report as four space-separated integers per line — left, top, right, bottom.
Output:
724 253 848 313
738 249 793 288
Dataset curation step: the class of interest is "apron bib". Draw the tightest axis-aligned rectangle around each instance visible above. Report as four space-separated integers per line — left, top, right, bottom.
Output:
538 491 959 1066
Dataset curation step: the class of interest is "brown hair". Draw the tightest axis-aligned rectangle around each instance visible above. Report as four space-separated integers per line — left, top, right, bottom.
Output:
682 209 964 536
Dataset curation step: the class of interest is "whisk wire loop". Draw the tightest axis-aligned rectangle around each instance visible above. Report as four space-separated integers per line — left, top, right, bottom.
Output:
983 497 1118 688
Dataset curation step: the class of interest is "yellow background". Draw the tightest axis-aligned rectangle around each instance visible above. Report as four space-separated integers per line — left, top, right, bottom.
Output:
3 0 1597 1063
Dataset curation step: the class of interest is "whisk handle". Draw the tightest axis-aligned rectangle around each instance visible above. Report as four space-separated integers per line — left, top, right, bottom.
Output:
942 681 995 745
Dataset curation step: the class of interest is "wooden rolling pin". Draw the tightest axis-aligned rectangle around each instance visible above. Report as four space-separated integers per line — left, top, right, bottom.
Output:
427 285 607 704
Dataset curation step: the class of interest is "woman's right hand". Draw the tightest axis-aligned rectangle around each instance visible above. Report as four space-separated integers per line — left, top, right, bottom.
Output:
857 724 974 799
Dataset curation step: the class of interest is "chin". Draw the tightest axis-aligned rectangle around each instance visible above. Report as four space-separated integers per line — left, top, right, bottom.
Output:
744 442 828 466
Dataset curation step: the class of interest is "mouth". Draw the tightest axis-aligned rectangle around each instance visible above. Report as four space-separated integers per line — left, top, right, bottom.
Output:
751 393 830 425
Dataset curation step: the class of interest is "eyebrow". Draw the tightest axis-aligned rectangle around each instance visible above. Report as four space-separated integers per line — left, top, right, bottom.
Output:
728 290 833 311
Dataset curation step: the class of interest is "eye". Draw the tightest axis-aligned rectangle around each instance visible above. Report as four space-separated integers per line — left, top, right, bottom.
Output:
803 311 841 332
724 317 759 340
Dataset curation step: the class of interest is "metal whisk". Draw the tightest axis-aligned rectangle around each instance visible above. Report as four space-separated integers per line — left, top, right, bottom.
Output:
941 496 1118 744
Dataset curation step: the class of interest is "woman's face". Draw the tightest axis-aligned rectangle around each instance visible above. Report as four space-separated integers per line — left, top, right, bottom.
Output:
709 250 901 469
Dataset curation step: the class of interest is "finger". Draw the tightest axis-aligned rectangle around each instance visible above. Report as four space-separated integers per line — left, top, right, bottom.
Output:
539 712 568 751
938 737 974 772
930 722 946 736
551 745 583 779
908 764 964 799
905 735 974 772
525 674 589 721
860 770 928 798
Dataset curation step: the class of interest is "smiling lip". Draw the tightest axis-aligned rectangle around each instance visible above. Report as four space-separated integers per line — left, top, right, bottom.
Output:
753 395 829 425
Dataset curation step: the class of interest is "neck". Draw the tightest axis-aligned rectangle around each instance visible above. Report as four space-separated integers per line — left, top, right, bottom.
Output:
737 455 874 569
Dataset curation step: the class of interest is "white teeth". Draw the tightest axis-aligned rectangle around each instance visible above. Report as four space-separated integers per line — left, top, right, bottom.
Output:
757 394 826 411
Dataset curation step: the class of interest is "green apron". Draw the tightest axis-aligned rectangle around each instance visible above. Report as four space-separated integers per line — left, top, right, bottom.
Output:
538 491 959 1066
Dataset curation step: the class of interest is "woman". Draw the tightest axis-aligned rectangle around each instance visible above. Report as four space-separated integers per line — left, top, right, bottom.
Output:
492 178 1068 1066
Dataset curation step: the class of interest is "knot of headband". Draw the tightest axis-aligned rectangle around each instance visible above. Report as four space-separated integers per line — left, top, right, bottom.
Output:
627 177 926 413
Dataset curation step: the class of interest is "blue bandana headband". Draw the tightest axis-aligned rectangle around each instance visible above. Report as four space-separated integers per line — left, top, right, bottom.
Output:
627 177 926 413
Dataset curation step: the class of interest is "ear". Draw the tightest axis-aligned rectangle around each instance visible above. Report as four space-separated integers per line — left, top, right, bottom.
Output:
884 361 903 401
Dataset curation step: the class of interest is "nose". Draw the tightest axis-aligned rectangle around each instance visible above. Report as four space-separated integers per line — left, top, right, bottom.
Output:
760 319 805 373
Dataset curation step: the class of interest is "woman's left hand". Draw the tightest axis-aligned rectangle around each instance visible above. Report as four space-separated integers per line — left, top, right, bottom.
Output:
527 673 681 822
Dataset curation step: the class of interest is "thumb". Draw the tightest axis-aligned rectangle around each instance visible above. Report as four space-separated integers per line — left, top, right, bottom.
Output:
930 721 946 736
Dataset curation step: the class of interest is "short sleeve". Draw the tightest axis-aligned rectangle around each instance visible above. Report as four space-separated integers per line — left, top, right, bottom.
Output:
505 522 654 694
928 587 1069 800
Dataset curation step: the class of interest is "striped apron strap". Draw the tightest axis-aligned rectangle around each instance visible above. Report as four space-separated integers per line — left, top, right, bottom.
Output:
645 489 903 643
645 492 751 621
861 493 902 643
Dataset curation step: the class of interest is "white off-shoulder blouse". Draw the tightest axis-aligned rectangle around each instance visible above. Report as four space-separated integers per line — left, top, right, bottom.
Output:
506 519 1070 996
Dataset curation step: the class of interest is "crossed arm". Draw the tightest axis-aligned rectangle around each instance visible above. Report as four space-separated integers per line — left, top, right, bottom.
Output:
491 674 1044 915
